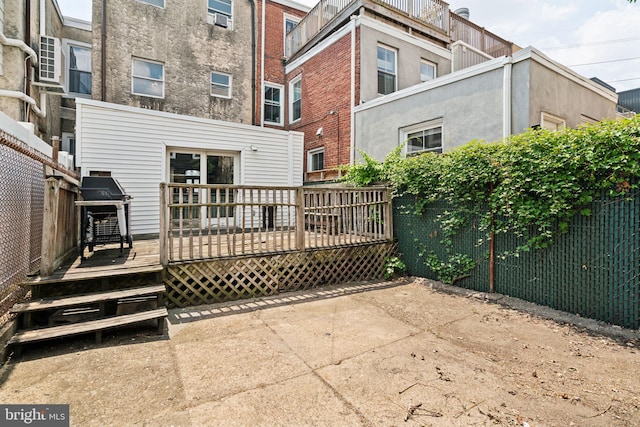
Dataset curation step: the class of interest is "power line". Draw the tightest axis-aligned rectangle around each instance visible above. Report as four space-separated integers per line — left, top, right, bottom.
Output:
568 56 640 67
608 77 640 83
540 36 640 51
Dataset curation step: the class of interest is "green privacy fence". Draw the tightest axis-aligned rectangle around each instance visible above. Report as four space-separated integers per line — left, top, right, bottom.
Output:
393 190 640 329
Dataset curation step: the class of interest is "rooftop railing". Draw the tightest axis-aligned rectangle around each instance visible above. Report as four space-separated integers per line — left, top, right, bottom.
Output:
285 0 512 62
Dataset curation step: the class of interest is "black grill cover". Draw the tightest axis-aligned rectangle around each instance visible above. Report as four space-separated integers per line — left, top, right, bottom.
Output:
80 177 130 201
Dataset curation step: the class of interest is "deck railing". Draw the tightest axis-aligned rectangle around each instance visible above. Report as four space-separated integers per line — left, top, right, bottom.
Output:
286 0 449 57
159 184 392 264
449 12 513 58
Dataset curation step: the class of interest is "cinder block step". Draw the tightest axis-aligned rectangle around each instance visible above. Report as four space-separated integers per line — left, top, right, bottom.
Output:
8 308 168 346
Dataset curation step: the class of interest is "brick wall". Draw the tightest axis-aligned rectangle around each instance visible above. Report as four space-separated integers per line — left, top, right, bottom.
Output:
287 31 356 175
256 0 307 127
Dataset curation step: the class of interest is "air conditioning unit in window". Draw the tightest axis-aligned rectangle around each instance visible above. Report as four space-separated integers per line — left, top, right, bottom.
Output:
213 13 229 28
39 36 62 83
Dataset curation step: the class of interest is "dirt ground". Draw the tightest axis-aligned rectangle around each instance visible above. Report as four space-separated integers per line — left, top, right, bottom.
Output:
0 278 638 426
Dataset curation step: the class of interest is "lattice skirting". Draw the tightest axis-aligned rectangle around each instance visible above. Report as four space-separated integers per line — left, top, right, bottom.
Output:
163 242 398 308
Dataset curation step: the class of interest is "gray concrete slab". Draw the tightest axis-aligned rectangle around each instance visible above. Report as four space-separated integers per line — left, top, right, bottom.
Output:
0 278 638 426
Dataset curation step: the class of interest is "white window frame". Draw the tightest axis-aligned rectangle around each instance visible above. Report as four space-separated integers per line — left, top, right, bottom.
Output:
308 147 325 172
289 75 302 124
210 71 232 98
208 0 234 29
540 112 566 131
401 118 444 156
137 0 165 7
263 82 284 126
62 39 92 97
284 14 300 52
420 59 436 83
131 58 165 98
377 44 397 95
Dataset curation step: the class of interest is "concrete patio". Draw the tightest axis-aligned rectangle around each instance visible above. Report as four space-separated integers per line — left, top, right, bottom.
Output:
0 278 638 426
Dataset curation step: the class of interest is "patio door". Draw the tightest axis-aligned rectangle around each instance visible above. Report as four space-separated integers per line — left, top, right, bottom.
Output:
169 151 235 228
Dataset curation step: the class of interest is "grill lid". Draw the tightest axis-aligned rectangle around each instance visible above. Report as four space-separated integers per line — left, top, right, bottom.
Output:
80 176 130 201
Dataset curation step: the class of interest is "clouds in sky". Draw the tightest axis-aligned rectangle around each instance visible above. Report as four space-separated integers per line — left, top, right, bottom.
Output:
447 0 640 91
56 0 640 91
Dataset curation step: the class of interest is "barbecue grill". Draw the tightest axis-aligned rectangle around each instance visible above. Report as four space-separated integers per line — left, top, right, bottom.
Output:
76 176 132 259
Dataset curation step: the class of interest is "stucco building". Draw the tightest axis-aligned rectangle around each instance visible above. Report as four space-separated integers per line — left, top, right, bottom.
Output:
0 0 90 147
353 47 618 161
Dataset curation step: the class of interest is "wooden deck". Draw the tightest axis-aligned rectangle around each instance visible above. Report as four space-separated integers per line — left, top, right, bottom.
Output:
25 229 381 286
27 239 163 285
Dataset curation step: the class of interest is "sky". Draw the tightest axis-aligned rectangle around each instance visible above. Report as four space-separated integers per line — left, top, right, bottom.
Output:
56 0 640 92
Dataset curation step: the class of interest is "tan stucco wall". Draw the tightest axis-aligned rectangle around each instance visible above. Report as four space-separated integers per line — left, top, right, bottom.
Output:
92 0 254 124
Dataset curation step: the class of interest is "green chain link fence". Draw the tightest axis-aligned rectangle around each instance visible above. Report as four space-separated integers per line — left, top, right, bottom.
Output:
393 190 640 329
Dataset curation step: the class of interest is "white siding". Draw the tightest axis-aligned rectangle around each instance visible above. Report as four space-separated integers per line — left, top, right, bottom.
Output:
76 99 303 236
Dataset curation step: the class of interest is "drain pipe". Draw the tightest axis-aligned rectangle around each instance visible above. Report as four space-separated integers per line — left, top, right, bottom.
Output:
101 0 107 101
502 56 513 139
249 0 256 125
0 90 44 117
259 0 265 126
0 32 38 63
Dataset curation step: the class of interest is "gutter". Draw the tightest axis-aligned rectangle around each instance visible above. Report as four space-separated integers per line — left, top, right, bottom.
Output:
249 0 257 125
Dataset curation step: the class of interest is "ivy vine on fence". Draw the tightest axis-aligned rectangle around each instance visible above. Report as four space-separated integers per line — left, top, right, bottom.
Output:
343 116 640 283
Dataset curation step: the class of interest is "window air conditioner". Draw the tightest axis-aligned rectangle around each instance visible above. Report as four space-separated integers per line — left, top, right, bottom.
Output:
39 35 63 85
214 13 229 28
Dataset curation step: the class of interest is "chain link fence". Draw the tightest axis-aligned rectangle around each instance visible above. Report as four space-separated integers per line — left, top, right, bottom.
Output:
393 190 640 329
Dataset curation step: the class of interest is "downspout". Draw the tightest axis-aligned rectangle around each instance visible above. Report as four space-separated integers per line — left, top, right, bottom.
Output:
38 0 47 118
259 0 265 126
249 0 256 125
101 0 107 101
349 16 357 165
0 90 43 116
502 56 513 139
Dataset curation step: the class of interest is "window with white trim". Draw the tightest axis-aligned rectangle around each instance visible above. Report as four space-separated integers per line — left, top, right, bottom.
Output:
132 58 164 98
284 15 299 50
210 71 232 98
402 119 443 155
66 42 92 95
289 76 302 123
308 148 325 171
138 0 165 6
540 112 566 131
208 0 233 28
377 44 396 95
420 59 436 82
264 83 283 125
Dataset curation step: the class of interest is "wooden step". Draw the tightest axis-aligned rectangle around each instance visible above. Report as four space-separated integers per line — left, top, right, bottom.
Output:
11 285 166 314
8 308 168 346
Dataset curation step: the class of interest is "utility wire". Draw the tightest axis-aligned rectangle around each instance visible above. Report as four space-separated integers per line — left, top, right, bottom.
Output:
540 36 640 50
568 56 640 67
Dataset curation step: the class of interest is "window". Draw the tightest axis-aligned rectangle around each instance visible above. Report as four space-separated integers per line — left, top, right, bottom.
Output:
377 44 396 95
138 0 164 6
402 119 443 155
540 112 566 131
68 44 92 95
420 59 436 82
284 15 299 51
208 0 233 28
210 71 231 98
308 148 325 171
264 83 283 125
289 76 301 123
132 58 164 98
